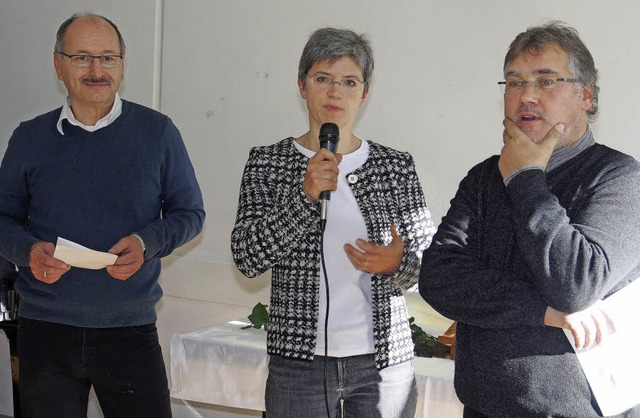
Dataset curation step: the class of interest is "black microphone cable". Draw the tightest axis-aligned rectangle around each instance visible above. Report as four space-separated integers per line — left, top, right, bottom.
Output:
318 122 339 418
320 220 331 418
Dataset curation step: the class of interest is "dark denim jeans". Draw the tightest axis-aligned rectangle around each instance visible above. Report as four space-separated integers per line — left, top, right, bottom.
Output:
17 317 172 418
265 353 417 418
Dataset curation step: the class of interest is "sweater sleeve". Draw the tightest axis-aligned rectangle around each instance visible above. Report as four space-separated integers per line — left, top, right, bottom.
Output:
506 155 640 312
387 153 436 290
230 145 321 278
419 161 548 328
134 119 205 259
0 124 42 266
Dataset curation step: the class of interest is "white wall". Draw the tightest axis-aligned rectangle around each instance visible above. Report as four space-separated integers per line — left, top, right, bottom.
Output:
2 1 640 417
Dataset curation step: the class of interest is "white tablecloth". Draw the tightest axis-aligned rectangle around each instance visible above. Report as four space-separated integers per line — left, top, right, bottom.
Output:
170 320 463 417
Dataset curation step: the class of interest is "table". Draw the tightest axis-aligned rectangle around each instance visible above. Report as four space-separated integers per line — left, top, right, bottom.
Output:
170 320 463 417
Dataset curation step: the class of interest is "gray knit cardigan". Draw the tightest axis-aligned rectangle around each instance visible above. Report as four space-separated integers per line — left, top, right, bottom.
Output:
232 138 435 369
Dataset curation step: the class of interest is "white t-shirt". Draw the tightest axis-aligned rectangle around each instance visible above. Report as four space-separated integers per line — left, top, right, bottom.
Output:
294 139 375 357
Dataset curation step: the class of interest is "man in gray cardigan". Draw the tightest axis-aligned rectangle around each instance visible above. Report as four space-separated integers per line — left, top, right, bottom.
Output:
419 21 640 418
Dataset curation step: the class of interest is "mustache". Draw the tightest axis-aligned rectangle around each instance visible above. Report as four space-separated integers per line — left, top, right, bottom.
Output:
518 104 541 114
81 77 111 85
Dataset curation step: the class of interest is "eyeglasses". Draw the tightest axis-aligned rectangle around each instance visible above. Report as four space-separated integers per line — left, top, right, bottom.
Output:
498 77 580 95
56 51 123 69
307 74 366 93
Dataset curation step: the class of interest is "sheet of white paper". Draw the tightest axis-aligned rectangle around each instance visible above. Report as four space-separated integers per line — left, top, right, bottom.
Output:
53 237 117 270
564 279 640 416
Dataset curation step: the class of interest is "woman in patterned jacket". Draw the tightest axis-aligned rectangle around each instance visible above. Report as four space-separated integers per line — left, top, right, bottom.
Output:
231 27 435 418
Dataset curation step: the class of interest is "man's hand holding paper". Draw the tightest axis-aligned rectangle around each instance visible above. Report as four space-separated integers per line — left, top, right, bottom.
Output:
31 236 145 284
106 235 145 281
544 302 616 350
29 241 71 284
53 237 118 271
545 280 640 415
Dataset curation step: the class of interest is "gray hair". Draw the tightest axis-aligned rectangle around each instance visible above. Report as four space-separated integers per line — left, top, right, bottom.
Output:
55 12 126 55
504 21 599 121
298 27 374 84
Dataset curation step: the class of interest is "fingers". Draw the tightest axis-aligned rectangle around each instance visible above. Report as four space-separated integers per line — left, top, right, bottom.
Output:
547 123 565 142
342 224 405 275
314 148 340 164
546 303 618 351
303 149 341 202
502 117 564 149
576 318 595 350
538 123 564 154
564 305 613 350
107 235 144 257
570 327 584 350
28 237 145 283
499 118 564 179
571 315 599 350
502 117 527 143
29 241 70 284
106 263 140 281
600 308 617 335
502 117 517 137
389 224 401 242
106 236 144 281
354 225 403 254
343 243 369 272
589 306 616 347
563 313 587 350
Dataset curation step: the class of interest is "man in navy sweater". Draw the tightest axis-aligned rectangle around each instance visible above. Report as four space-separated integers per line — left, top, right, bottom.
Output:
420 22 640 417
0 13 205 418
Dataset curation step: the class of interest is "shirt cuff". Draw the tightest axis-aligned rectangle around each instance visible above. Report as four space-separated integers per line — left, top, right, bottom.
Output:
131 233 146 253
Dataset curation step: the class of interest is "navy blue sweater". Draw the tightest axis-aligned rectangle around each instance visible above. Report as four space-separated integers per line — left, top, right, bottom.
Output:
0 101 205 327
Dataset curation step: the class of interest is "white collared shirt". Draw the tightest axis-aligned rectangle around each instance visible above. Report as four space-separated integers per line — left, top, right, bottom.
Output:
56 92 123 135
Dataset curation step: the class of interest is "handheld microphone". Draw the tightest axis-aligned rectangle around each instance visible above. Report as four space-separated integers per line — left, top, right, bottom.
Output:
319 123 339 222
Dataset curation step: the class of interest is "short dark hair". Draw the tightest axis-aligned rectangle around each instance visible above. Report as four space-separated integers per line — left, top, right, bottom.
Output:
298 27 374 84
55 12 126 55
504 21 599 121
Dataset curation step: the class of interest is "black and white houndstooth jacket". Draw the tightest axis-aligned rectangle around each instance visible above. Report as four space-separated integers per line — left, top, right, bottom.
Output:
231 138 435 369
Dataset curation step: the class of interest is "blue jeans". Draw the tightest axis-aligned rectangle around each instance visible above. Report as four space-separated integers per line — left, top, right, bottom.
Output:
17 317 172 418
265 354 417 418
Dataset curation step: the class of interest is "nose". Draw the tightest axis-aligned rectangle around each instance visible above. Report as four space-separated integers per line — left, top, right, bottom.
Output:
87 57 103 74
519 81 540 103
327 81 342 96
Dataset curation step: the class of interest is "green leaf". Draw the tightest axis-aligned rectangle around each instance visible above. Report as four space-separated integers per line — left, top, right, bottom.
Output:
246 302 269 331
409 316 450 358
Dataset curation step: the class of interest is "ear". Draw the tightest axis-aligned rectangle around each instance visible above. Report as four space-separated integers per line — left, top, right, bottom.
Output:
297 77 306 99
360 83 370 105
53 51 63 81
581 84 594 112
